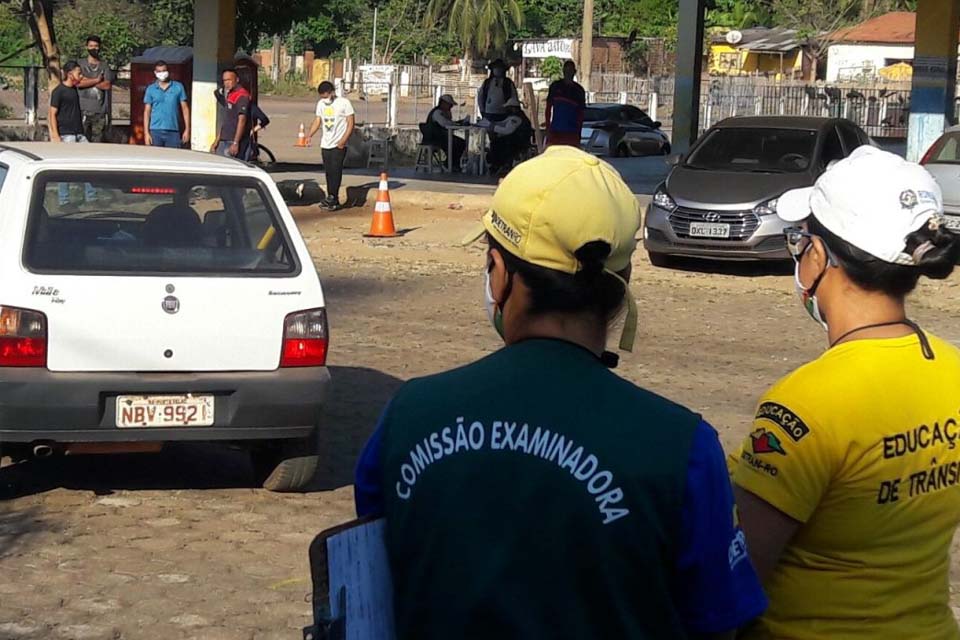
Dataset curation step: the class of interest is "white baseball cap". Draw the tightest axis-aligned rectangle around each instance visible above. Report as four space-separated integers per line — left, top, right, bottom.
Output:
777 146 944 265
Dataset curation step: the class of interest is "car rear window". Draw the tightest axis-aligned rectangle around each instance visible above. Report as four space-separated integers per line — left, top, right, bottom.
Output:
583 107 612 122
686 127 817 173
927 133 960 164
24 172 299 276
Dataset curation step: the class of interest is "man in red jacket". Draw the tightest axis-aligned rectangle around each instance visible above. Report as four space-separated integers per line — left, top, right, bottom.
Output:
210 69 251 158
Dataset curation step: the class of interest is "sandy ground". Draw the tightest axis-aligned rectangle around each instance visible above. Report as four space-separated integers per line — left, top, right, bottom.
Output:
2 192 960 639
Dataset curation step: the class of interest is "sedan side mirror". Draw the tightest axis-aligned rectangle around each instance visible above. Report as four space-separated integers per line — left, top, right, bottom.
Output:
666 153 683 167
652 121 662 129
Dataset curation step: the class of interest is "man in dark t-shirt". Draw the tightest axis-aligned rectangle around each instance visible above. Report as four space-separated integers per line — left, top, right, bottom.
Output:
355 147 766 640
77 35 113 143
210 68 251 158
545 60 587 148
49 62 85 142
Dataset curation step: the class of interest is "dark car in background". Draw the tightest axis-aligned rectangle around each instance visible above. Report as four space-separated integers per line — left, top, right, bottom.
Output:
644 116 873 264
581 104 671 157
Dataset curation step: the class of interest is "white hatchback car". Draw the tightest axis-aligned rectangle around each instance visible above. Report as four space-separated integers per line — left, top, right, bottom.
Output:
0 143 329 491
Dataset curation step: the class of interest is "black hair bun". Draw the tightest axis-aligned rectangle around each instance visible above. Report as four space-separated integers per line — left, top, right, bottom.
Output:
909 225 960 280
574 241 612 278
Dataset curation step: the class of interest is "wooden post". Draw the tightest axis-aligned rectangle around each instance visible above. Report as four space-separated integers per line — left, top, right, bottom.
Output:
524 81 543 151
580 0 593 91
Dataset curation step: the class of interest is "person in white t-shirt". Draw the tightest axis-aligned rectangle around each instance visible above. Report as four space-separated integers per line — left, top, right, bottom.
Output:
306 81 356 211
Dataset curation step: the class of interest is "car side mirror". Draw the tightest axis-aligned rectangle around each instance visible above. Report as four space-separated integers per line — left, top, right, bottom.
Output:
666 153 683 167
652 121 662 129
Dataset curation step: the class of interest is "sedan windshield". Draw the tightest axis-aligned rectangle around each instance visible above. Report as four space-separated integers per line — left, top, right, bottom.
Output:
686 128 817 173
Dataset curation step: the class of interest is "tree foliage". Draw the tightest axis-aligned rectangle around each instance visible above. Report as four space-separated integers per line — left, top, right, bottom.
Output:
56 0 155 67
426 0 523 57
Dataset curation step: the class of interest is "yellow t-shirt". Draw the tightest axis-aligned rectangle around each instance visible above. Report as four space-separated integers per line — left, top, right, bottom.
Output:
732 333 960 640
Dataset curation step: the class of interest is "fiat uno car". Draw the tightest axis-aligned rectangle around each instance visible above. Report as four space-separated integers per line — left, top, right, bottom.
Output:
0 143 329 491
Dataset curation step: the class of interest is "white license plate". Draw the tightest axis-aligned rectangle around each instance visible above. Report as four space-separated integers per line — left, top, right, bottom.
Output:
945 216 960 232
689 222 731 238
116 395 215 428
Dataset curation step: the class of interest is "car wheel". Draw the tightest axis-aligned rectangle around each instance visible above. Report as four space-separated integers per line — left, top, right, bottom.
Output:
250 432 320 492
648 251 673 268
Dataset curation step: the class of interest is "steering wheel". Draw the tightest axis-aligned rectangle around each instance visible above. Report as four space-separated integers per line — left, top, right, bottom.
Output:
778 153 808 169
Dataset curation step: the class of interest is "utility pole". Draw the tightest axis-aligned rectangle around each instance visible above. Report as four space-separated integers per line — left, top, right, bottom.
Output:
580 0 593 92
371 5 379 64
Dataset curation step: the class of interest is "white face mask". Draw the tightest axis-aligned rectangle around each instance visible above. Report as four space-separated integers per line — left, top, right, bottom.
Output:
155 71 170 81
794 261 828 331
483 269 504 339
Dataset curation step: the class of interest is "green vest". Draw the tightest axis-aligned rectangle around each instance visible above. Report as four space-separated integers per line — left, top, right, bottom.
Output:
381 339 699 639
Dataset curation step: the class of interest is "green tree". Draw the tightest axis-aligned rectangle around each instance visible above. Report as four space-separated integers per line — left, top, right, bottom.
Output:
0 2 34 64
147 0 193 46
55 0 156 68
540 55 562 80
426 0 523 59
707 0 771 29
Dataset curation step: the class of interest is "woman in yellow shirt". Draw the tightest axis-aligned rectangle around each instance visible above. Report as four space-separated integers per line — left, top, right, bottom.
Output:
732 146 960 639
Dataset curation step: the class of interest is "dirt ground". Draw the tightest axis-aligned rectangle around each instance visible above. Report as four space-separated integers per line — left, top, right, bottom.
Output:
2 191 960 639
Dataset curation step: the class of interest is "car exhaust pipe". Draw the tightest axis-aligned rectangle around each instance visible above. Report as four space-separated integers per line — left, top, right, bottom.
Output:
32 444 54 458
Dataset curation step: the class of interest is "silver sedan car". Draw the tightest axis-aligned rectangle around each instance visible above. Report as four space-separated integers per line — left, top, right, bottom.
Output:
581 104 671 157
644 116 872 265
921 125 960 234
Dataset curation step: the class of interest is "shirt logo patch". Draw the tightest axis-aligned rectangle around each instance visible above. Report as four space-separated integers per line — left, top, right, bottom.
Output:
756 402 809 442
728 530 748 570
750 428 786 455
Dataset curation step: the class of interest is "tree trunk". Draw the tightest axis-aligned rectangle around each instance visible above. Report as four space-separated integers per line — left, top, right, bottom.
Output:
461 48 470 81
24 0 60 90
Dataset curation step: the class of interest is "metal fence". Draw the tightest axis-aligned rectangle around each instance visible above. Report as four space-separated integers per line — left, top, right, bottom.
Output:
345 70 955 142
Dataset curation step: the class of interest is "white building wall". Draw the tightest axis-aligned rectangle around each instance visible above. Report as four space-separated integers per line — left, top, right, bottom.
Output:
826 44 914 81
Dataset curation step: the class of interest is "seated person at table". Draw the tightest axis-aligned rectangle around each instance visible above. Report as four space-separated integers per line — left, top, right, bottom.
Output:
485 97 534 177
421 94 468 172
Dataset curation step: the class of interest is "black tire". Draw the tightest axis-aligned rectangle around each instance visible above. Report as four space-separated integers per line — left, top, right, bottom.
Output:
250 433 320 492
0 443 30 463
256 144 277 166
648 251 673 268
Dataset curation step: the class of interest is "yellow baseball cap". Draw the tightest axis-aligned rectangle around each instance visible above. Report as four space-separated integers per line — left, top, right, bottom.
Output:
463 145 641 351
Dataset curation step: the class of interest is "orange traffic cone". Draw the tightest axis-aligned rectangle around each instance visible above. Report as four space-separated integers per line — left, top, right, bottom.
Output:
296 123 308 147
365 173 399 238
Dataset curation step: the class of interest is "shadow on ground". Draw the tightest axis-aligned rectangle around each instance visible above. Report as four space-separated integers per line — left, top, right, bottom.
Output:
0 366 403 499
0 504 56 557
653 256 794 278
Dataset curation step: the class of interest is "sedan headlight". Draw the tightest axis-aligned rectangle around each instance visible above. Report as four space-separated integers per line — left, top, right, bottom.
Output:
753 197 779 216
653 187 677 212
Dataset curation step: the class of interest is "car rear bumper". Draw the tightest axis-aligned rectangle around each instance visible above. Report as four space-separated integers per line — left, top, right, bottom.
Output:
0 367 330 443
643 203 791 261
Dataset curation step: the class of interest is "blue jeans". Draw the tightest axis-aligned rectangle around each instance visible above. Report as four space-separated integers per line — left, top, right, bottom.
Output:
58 134 97 204
150 130 182 148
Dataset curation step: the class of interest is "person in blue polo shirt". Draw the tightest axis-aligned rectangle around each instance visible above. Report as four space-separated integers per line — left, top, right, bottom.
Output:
355 145 766 640
143 60 190 148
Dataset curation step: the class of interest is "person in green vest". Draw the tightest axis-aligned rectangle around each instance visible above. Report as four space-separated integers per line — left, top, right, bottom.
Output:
355 145 766 639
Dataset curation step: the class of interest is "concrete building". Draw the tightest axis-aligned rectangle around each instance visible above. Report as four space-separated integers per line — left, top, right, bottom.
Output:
826 11 960 83
709 28 813 79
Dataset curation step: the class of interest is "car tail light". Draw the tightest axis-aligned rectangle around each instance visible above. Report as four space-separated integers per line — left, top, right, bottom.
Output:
0 306 47 367
920 142 938 165
280 308 328 367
